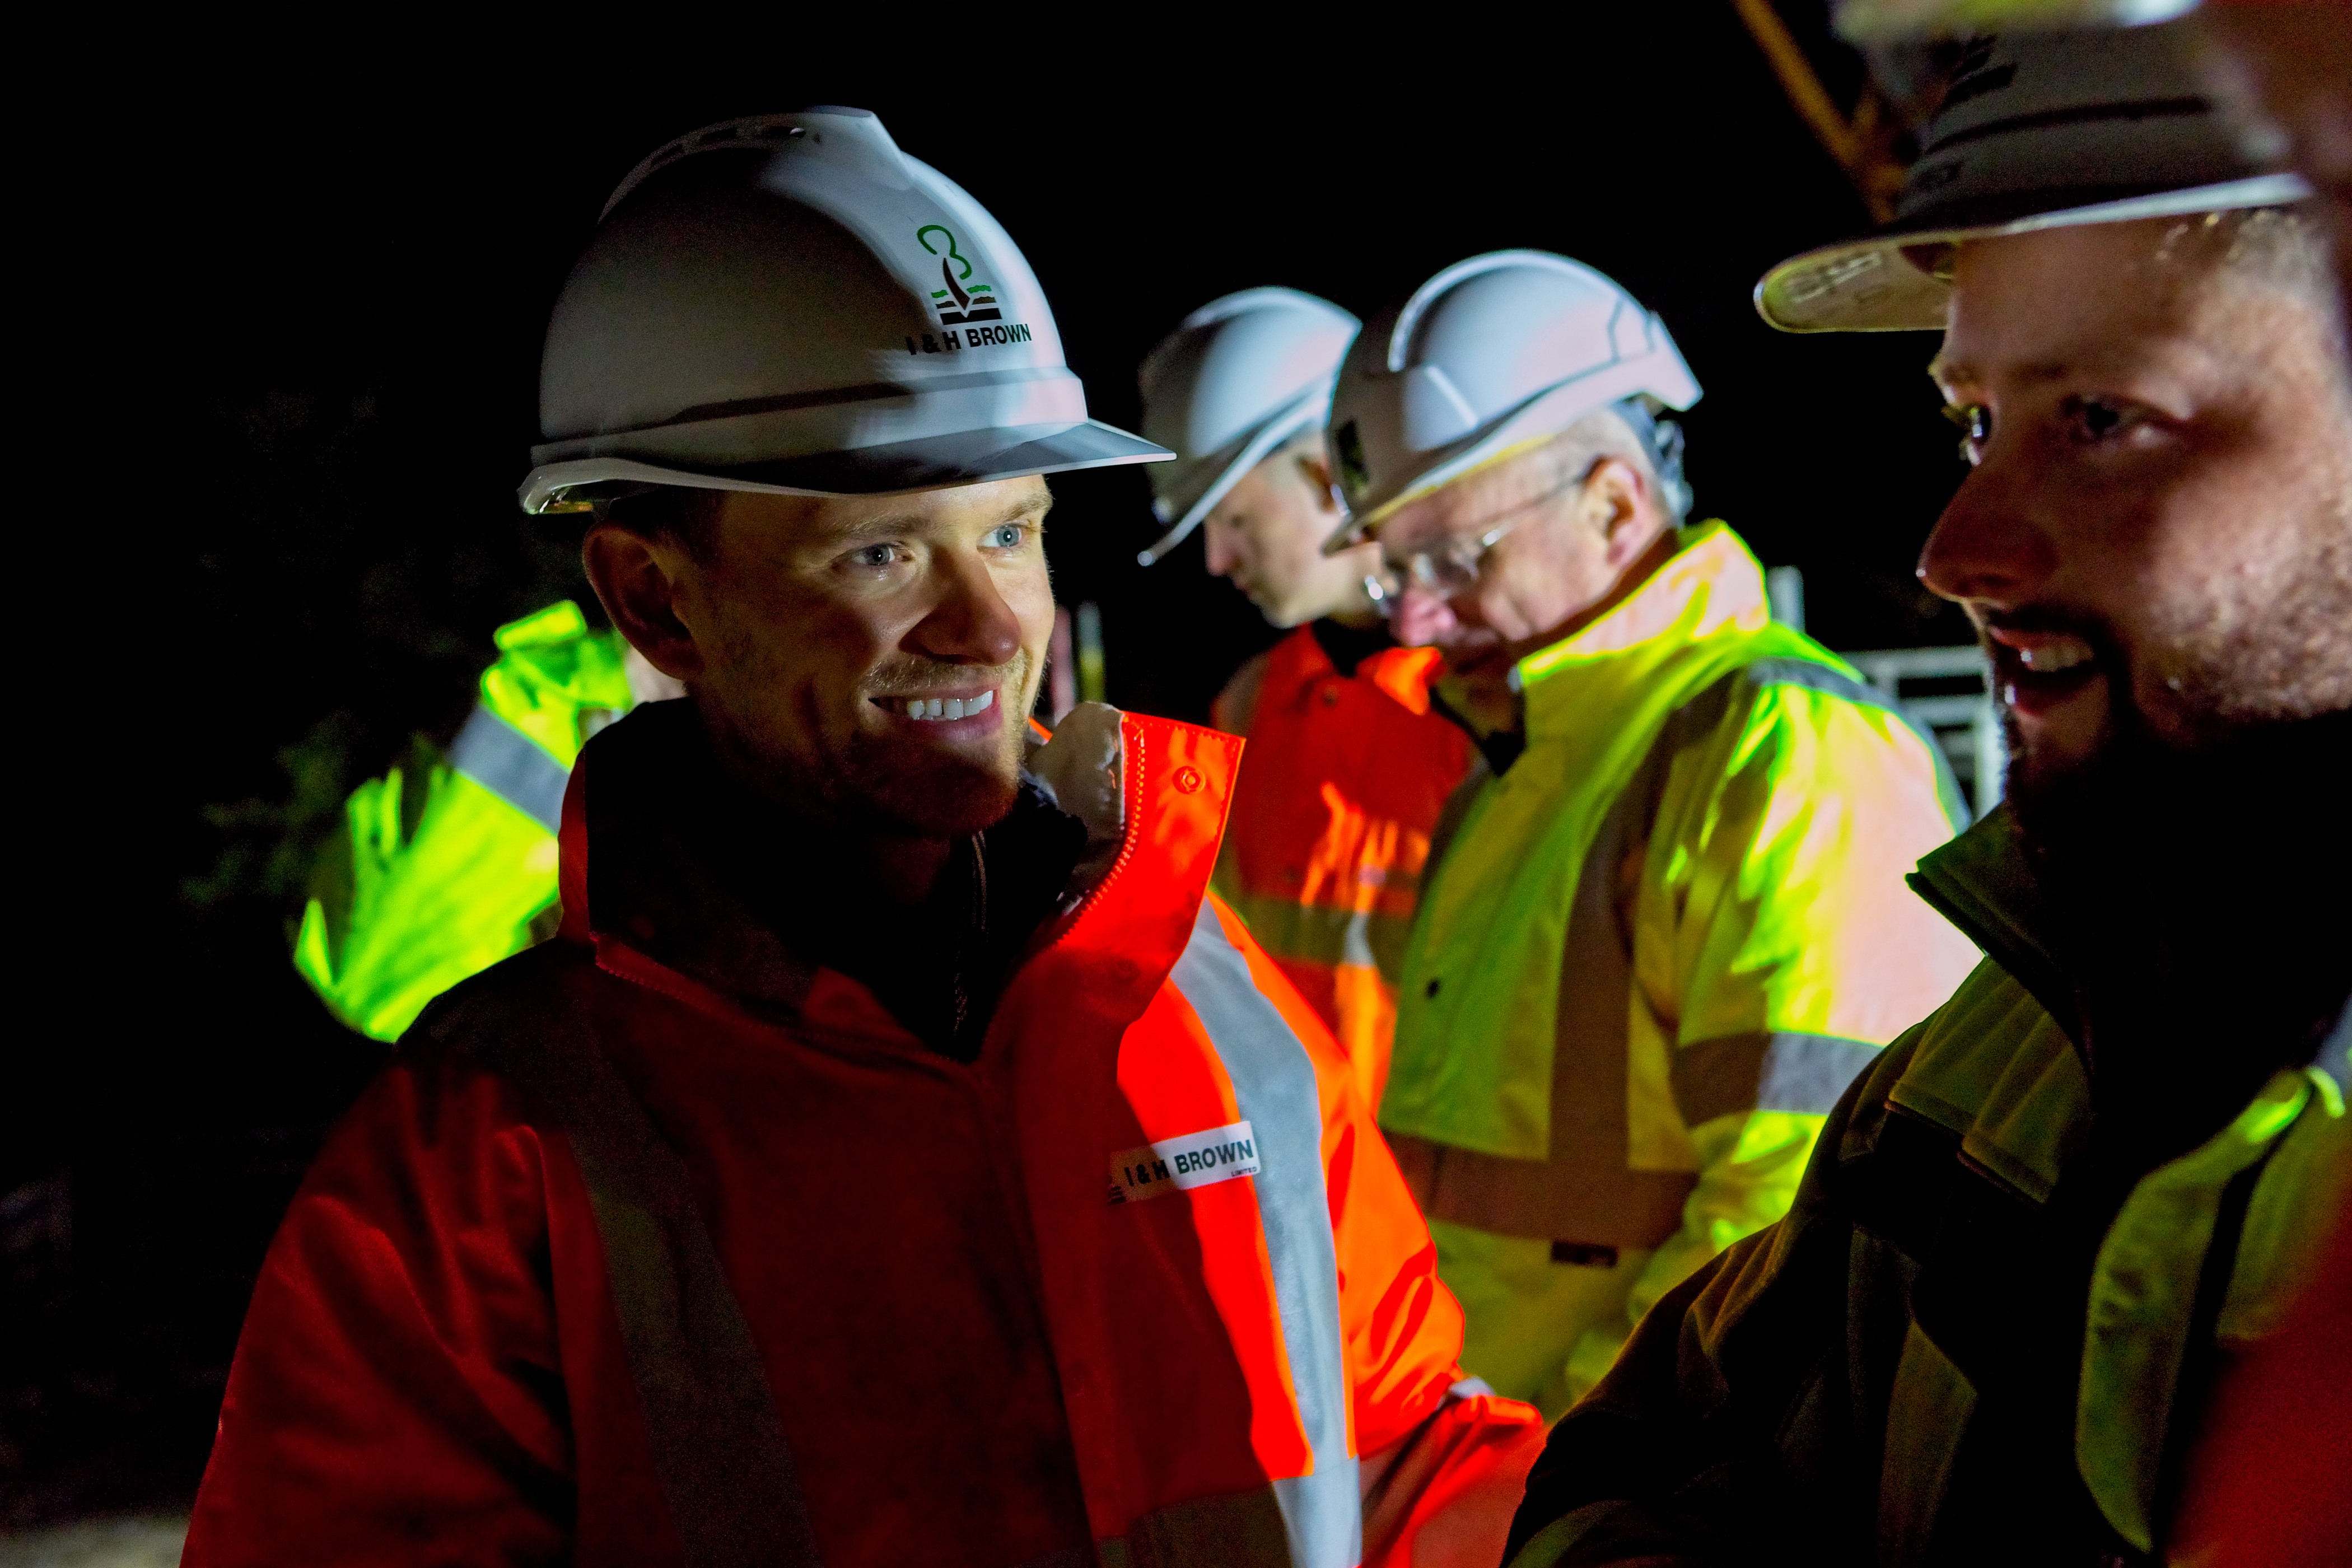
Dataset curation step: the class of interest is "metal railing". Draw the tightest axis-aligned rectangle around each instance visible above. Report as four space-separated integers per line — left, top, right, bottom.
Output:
1845 645 2005 820
1764 568 2003 820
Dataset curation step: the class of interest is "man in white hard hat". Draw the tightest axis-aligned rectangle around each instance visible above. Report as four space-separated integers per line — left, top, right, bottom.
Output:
1136 290 1475 1111
183 110 1543 1568
1335 250 1981 1420
1508 21 2350 1566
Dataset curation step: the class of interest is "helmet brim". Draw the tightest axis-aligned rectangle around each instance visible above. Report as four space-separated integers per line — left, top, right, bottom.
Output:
1754 172 2313 334
521 418 1169 514
1321 352 1702 553
1135 389 1328 567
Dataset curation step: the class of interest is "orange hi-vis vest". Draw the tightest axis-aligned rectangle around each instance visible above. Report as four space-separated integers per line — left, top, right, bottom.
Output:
184 700 1539 1568
1215 624 1477 1112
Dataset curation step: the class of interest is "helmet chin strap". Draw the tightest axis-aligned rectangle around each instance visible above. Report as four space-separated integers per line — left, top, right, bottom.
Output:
1609 397 1693 522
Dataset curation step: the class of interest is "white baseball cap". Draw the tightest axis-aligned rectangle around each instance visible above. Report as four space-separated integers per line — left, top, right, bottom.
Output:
1755 20 2309 333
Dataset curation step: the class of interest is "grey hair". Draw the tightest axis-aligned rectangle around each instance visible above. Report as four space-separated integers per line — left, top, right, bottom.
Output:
1542 402 1692 525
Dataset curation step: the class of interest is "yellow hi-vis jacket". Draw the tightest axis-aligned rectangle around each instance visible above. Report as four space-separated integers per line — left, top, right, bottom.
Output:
1380 522 1981 1416
293 601 636 1041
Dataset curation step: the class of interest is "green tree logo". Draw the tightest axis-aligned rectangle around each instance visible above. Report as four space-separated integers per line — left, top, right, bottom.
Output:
916 224 1000 324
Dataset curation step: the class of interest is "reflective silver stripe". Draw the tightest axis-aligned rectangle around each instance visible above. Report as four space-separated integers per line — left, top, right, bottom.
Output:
424 946 824 1568
448 703 571 834
1220 890 1413 977
1672 1030 1883 1123
1166 899 1360 1568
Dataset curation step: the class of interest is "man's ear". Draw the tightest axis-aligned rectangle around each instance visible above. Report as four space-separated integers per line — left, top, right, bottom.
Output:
1581 456 1662 566
582 523 705 683
1294 447 1342 516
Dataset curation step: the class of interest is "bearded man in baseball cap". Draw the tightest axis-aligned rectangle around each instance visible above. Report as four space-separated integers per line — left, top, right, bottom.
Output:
1508 20 2350 1567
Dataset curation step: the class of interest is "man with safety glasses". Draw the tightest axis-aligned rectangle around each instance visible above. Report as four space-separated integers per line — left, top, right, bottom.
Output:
1327 251 1981 1418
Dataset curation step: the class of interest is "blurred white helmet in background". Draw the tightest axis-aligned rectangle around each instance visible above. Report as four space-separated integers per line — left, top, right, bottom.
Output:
1134 288 1360 565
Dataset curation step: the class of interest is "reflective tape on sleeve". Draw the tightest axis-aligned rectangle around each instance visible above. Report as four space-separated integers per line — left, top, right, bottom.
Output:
1217 891 1416 979
449 704 571 835
1672 1030 1883 1124
1165 899 1360 1568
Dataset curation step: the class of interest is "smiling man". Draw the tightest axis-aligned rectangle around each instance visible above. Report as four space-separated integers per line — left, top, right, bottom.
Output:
181 110 1543 1568
1506 25 2351 1568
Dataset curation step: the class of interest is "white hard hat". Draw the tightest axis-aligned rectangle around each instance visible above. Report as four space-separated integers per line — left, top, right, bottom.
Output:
1323 251 1702 542
1756 20 2310 333
520 108 1168 515
1133 289 1359 566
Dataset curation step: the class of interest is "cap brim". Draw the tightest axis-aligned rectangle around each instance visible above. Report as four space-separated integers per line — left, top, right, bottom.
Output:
1755 172 2314 333
522 419 1169 514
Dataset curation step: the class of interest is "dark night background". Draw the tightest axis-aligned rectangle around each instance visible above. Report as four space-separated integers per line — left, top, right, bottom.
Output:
6 5 1973 1529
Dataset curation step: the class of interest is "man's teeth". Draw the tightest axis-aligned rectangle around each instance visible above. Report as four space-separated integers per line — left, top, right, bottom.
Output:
2017 638 2094 674
894 689 994 721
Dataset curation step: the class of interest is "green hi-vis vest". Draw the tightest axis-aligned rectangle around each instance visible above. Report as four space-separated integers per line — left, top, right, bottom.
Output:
1503 806 2350 1568
1892 806 2351 1559
1382 524 1980 1355
1879 972 2346 1561
293 601 636 1042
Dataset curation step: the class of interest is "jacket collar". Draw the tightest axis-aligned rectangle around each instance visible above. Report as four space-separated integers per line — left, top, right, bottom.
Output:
1910 801 2352 1102
1304 615 1392 680
1906 805 2080 1046
559 699 821 1015
1514 520 1769 741
554 698 1235 1035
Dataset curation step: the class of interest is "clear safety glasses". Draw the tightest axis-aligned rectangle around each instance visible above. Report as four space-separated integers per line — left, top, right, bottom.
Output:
1378 463 1594 604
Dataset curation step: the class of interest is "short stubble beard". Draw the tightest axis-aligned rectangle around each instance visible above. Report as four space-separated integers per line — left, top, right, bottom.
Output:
701 636 1037 844
837 648 1037 839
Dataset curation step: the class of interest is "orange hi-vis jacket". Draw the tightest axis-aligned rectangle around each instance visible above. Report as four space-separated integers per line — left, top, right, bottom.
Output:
1214 624 1476 1112
183 701 1539 1568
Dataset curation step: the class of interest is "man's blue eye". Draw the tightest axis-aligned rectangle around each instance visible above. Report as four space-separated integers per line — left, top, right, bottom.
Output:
988 525 1024 547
